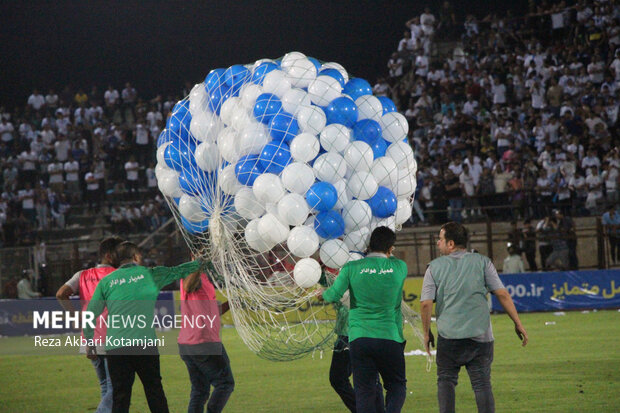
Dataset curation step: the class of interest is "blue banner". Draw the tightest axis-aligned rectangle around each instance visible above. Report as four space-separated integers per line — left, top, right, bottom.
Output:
0 291 175 337
491 270 620 312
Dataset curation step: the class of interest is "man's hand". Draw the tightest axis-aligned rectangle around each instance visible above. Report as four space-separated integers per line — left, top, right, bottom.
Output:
424 330 435 356
515 323 528 346
314 287 325 302
86 345 97 360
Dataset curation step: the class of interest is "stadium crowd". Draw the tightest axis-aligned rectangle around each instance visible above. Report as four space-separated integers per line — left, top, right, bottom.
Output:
1 0 619 253
0 83 183 247
384 0 620 226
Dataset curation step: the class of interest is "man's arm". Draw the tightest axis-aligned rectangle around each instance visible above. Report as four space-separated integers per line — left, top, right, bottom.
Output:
83 282 106 340
420 299 434 355
321 267 350 303
151 260 201 289
493 288 528 346
55 271 80 312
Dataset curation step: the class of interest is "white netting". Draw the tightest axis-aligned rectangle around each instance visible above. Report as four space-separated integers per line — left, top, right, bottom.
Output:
155 51 420 361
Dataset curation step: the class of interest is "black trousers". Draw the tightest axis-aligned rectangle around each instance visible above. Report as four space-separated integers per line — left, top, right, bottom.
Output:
524 249 537 272
539 244 553 270
106 352 169 413
330 335 384 413
350 337 406 413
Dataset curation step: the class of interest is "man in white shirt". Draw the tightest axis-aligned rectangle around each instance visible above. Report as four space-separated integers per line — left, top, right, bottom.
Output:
18 183 36 223
45 89 59 109
27 89 46 112
491 78 507 105
54 134 71 162
581 149 601 171
585 168 604 214
0 119 15 143
18 149 38 186
48 161 65 193
85 167 100 212
125 155 140 193
459 164 479 219
64 155 81 202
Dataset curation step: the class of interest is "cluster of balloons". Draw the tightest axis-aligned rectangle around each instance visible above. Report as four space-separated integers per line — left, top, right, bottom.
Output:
155 52 417 288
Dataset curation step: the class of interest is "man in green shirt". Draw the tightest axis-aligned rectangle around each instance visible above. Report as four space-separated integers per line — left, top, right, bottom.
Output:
420 222 528 413
85 241 202 413
322 226 407 413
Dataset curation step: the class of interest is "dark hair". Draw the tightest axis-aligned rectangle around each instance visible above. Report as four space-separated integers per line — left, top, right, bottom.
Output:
441 222 468 248
524 218 531 224
115 241 141 263
99 236 124 263
368 226 396 253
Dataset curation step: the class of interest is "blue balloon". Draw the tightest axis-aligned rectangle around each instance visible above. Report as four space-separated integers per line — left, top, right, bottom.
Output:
253 93 283 124
314 210 345 239
325 96 358 128
366 186 397 218
353 119 382 145
178 168 214 196
343 78 372 101
251 62 278 85
259 141 292 174
235 155 264 186
269 111 299 143
207 85 231 115
164 138 197 172
181 216 210 235
224 65 251 89
157 129 170 147
204 68 226 93
305 182 338 212
370 138 388 159
307 57 322 73
377 96 397 114
318 68 345 87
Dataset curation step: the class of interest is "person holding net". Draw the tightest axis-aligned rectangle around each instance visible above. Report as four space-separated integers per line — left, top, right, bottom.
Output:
321 226 408 413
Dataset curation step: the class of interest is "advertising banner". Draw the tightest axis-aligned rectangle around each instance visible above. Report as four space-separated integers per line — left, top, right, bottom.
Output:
491 270 620 312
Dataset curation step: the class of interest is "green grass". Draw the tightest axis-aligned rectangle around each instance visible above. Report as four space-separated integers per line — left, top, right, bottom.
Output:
0 310 619 412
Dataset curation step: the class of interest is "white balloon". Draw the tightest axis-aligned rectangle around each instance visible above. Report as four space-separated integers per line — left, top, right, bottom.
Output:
307 76 342 106
296 104 327 135
195 141 220 172
349 251 365 261
234 187 264 220
385 141 415 170
157 169 182 198
189 83 208 116
258 213 289 245
220 96 242 126
253 173 285 205
313 152 347 183
394 169 417 198
370 157 399 188
371 215 396 231
281 88 312 114
320 62 349 83
380 112 409 143
347 171 378 200
262 70 291 98
245 218 275 253
240 83 264 109
407 157 418 175
293 257 322 288
277 193 310 226
332 179 351 210
218 164 242 195
343 141 373 172
285 57 317 88
237 123 269 157
190 111 210 141
395 199 413 225
287 226 320 258
198 112 224 143
217 127 240 164
156 142 170 165
342 200 372 232
355 95 383 121
320 124 351 153
155 162 170 179
343 227 370 252
281 162 316 194
290 132 320 163
280 51 307 70
229 106 252 132
320 239 350 269
178 194 207 222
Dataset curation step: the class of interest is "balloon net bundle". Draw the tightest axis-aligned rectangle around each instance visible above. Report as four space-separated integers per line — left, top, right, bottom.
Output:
156 52 420 361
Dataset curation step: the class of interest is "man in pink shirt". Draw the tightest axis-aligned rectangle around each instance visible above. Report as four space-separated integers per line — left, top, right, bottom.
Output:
56 236 124 413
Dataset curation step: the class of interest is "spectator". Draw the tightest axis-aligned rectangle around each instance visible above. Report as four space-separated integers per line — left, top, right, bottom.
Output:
503 244 525 273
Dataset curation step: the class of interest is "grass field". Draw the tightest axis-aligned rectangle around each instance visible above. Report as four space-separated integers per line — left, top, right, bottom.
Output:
0 310 619 412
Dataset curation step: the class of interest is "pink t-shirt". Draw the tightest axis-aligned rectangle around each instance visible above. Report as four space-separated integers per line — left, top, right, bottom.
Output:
178 274 221 345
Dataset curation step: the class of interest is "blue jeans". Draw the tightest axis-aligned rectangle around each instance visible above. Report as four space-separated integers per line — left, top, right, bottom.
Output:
350 338 406 413
91 355 113 413
181 346 235 413
448 198 463 222
436 336 494 413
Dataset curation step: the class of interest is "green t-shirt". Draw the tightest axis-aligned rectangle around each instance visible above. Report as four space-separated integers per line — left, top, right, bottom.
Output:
84 260 201 350
323 255 407 343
